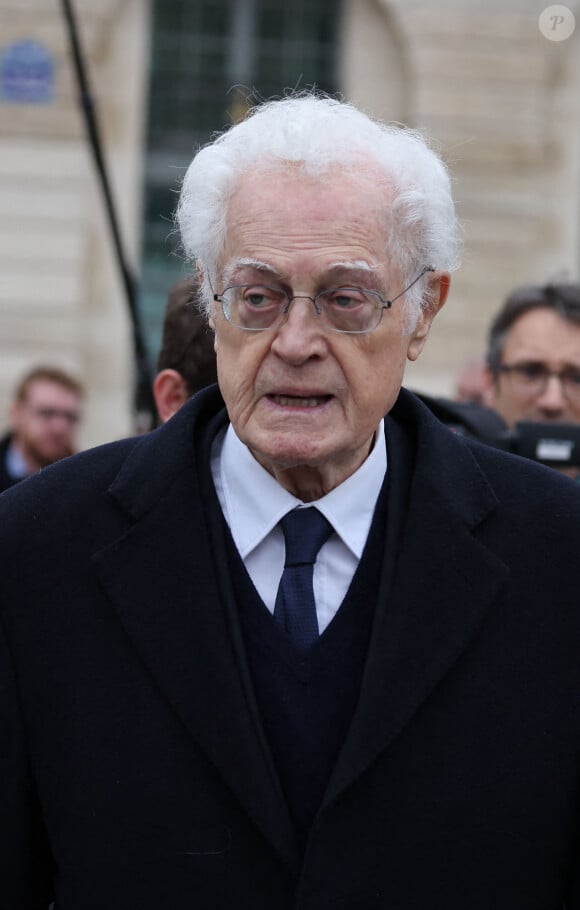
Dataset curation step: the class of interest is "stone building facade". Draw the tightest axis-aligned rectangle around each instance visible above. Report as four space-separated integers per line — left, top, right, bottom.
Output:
0 0 149 447
0 0 578 446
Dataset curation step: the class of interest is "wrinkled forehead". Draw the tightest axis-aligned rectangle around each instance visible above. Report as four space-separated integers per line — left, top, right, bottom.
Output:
227 158 393 214
504 308 580 363
217 163 396 280
23 380 82 408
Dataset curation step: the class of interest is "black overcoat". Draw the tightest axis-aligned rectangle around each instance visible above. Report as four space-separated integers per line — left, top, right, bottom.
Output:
1 386 579 909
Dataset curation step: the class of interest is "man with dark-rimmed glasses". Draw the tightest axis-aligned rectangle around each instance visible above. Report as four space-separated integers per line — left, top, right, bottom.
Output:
483 282 580 477
1 94 580 909
484 282 580 428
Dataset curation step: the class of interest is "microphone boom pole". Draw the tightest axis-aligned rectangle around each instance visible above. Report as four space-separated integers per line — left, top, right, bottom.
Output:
60 0 156 430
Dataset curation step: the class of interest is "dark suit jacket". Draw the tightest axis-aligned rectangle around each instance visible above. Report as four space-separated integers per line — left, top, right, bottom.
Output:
1 386 579 909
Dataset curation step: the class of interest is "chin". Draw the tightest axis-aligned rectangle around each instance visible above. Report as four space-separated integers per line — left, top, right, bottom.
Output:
39 450 70 466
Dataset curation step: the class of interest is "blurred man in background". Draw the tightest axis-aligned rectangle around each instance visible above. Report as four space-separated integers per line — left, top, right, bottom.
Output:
152 277 218 422
483 283 580 427
453 355 490 406
0 365 84 493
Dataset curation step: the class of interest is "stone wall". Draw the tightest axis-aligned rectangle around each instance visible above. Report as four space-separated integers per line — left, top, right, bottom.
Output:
0 0 150 448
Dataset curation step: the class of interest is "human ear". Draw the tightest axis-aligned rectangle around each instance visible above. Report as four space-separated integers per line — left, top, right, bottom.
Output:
152 370 190 422
406 271 450 362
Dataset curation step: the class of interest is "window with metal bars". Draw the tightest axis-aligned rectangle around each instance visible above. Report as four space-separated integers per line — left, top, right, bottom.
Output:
139 0 341 363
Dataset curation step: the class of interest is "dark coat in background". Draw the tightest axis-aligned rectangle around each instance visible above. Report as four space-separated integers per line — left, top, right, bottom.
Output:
0 432 21 494
0 386 579 909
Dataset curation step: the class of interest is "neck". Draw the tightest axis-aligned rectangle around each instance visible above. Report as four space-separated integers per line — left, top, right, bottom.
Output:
255 433 377 502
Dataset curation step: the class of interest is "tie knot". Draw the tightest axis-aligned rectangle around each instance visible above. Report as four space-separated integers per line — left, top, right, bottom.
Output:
280 508 333 568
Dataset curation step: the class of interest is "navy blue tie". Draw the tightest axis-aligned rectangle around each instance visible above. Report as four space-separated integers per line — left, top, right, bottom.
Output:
274 507 333 652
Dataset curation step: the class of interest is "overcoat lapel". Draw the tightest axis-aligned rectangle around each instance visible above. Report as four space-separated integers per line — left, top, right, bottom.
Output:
324 392 510 809
91 389 299 872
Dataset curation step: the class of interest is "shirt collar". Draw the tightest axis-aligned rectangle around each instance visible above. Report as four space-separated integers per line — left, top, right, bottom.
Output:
217 420 387 560
6 439 30 480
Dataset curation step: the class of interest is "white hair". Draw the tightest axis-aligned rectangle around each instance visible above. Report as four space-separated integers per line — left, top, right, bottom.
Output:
177 93 461 330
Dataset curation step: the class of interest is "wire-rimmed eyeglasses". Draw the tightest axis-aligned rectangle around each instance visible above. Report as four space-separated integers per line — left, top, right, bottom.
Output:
213 266 435 334
498 362 580 405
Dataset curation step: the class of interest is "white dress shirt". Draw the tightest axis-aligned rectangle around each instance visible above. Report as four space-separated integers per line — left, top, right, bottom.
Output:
6 440 29 481
211 421 387 634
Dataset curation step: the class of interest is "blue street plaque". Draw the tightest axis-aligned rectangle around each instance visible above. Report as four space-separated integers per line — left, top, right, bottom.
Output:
1 39 54 104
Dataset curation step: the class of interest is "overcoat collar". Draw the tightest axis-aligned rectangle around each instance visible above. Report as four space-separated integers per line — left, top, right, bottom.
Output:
323 391 509 810
92 386 509 869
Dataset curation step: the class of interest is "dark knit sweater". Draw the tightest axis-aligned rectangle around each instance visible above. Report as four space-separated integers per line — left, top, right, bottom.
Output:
225 487 389 850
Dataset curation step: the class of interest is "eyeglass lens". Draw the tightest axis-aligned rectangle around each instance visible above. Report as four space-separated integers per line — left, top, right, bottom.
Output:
502 364 580 402
29 407 80 424
220 285 386 333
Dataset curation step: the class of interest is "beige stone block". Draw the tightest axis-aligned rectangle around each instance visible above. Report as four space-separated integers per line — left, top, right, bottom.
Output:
0 106 83 141
399 6 540 42
417 83 547 124
0 226 84 263
0 138 88 177
0 324 83 383
0 183 88 223
413 47 548 83
0 346 81 376
0 269 80 307
417 118 548 165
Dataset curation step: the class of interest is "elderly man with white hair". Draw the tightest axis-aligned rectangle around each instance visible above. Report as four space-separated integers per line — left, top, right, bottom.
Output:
1 94 579 909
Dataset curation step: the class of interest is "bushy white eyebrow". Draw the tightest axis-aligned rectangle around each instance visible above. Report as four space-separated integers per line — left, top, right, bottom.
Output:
222 258 379 288
222 258 281 287
326 260 380 273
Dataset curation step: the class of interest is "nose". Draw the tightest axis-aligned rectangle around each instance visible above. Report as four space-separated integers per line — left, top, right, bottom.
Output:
536 374 567 417
270 296 328 364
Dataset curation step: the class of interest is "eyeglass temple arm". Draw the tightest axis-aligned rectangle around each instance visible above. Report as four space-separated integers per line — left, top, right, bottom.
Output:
387 265 436 307
212 267 436 306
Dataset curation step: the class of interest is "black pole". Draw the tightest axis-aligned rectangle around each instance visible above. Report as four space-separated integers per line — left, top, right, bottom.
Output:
60 0 156 431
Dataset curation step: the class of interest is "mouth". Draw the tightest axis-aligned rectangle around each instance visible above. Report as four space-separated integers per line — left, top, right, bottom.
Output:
267 393 333 409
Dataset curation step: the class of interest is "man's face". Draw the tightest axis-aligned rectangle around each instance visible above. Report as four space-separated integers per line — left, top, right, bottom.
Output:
211 167 448 498
487 308 580 427
10 379 82 469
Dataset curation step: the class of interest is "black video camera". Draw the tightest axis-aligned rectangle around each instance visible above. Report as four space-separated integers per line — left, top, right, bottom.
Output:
417 392 580 469
493 422 580 469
